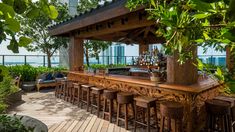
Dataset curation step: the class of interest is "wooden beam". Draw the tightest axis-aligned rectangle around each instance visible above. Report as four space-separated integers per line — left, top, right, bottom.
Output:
76 12 155 38
69 36 84 71
49 1 144 36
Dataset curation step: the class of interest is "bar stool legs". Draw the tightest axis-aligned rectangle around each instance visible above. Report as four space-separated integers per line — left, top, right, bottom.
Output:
160 101 184 132
90 87 104 117
103 90 118 123
116 92 134 130
134 96 158 132
80 84 93 111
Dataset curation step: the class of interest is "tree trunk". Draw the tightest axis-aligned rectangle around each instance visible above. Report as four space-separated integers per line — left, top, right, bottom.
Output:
85 48 90 67
47 54 52 68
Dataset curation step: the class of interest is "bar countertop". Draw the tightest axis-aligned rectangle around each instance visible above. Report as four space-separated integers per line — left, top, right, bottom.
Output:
69 71 221 94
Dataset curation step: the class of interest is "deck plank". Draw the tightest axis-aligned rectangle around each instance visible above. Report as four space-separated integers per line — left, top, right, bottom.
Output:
114 124 120 132
48 123 59 132
100 120 109 132
65 120 79 132
71 114 90 132
107 123 115 132
60 120 74 132
97 119 105 132
90 117 102 132
84 115 98 132
53 121 67 132
77 114 94 132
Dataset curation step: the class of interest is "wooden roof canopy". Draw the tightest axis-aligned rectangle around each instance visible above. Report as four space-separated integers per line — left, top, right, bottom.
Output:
48 0 165 44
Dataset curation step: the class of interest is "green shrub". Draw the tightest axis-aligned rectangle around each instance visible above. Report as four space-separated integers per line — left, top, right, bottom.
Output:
0 66 19 113
7 65 67 82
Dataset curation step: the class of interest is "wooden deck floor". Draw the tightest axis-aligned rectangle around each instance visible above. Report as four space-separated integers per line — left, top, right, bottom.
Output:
48 115 129 132
8 90 151 132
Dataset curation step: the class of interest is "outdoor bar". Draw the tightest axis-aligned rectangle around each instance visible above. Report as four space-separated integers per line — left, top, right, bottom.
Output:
49 0 227 131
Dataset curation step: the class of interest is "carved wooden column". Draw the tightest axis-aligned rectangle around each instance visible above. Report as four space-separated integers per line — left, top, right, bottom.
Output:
139 43 149 55
167 47 198 85
69 36 84 71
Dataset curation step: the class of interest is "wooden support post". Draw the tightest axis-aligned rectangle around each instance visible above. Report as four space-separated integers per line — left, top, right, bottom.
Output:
167 47 198 85
139 44 148 55
69 36 84 71
226 46 234 72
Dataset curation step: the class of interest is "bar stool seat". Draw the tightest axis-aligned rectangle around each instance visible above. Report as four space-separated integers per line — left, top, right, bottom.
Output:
103 89 118 123
205 99 232 132
116 92 134 130
90 87 104 117
134 96 158 132
160 101 184 132
81 84 93 111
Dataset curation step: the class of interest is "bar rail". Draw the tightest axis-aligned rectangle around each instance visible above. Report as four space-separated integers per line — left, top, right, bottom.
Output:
0 54 226 67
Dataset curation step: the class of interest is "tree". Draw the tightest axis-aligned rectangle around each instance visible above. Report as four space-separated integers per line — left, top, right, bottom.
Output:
127 0 235 89
77 0 111 66
19 0 70 68
0 0 58 53
84 40 112 66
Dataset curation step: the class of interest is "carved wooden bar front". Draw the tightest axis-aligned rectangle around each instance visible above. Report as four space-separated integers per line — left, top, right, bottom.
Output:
68 72 222 131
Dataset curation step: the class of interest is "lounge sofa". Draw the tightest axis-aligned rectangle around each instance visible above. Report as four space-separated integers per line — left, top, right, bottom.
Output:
36 72 65 91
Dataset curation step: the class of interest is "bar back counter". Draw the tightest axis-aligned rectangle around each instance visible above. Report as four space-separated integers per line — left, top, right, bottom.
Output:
68 71 223 131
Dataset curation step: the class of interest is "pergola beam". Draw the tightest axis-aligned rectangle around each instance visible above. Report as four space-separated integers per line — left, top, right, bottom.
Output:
75 11 155 39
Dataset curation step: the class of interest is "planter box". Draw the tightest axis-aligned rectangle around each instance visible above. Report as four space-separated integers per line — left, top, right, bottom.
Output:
21 81 36 92
5 90 23 105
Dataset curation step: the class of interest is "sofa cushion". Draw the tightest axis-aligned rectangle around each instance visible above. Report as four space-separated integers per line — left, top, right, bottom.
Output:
53 72 64 78
45 73 54 80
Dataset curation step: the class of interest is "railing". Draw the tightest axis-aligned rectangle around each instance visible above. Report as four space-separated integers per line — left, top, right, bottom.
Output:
0 55 60 67
0 55 227 67
198 55 226 66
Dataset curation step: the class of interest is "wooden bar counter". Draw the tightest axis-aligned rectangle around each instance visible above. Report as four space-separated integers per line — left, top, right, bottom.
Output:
68 71 223 131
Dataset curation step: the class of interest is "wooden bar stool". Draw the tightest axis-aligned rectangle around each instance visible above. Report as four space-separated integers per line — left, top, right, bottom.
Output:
205 99 232 132
103 89 118 123
80 84 93 111
55 80 63 98
116 92 134 130
66 80 74 103
160 101 184 132
61 80 68 101
134 96 158 132
72 82 83 106
90 87 104 117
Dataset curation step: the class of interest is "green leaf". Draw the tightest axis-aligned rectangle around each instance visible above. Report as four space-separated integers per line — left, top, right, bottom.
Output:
13 0 28 14
195 39 204 43
0 3 15 18
48 5 58 19
150 0 156 8
215 67 224 81
2 0 14 6
191 0 213 11
19 37 32 47
5 18 20 32
26 8 40 19
7 39 19 53
193 13 211 19
203 32 211 40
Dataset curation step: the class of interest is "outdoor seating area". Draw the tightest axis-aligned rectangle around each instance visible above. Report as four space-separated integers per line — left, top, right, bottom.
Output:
51 75 234 131
1 0 235 131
